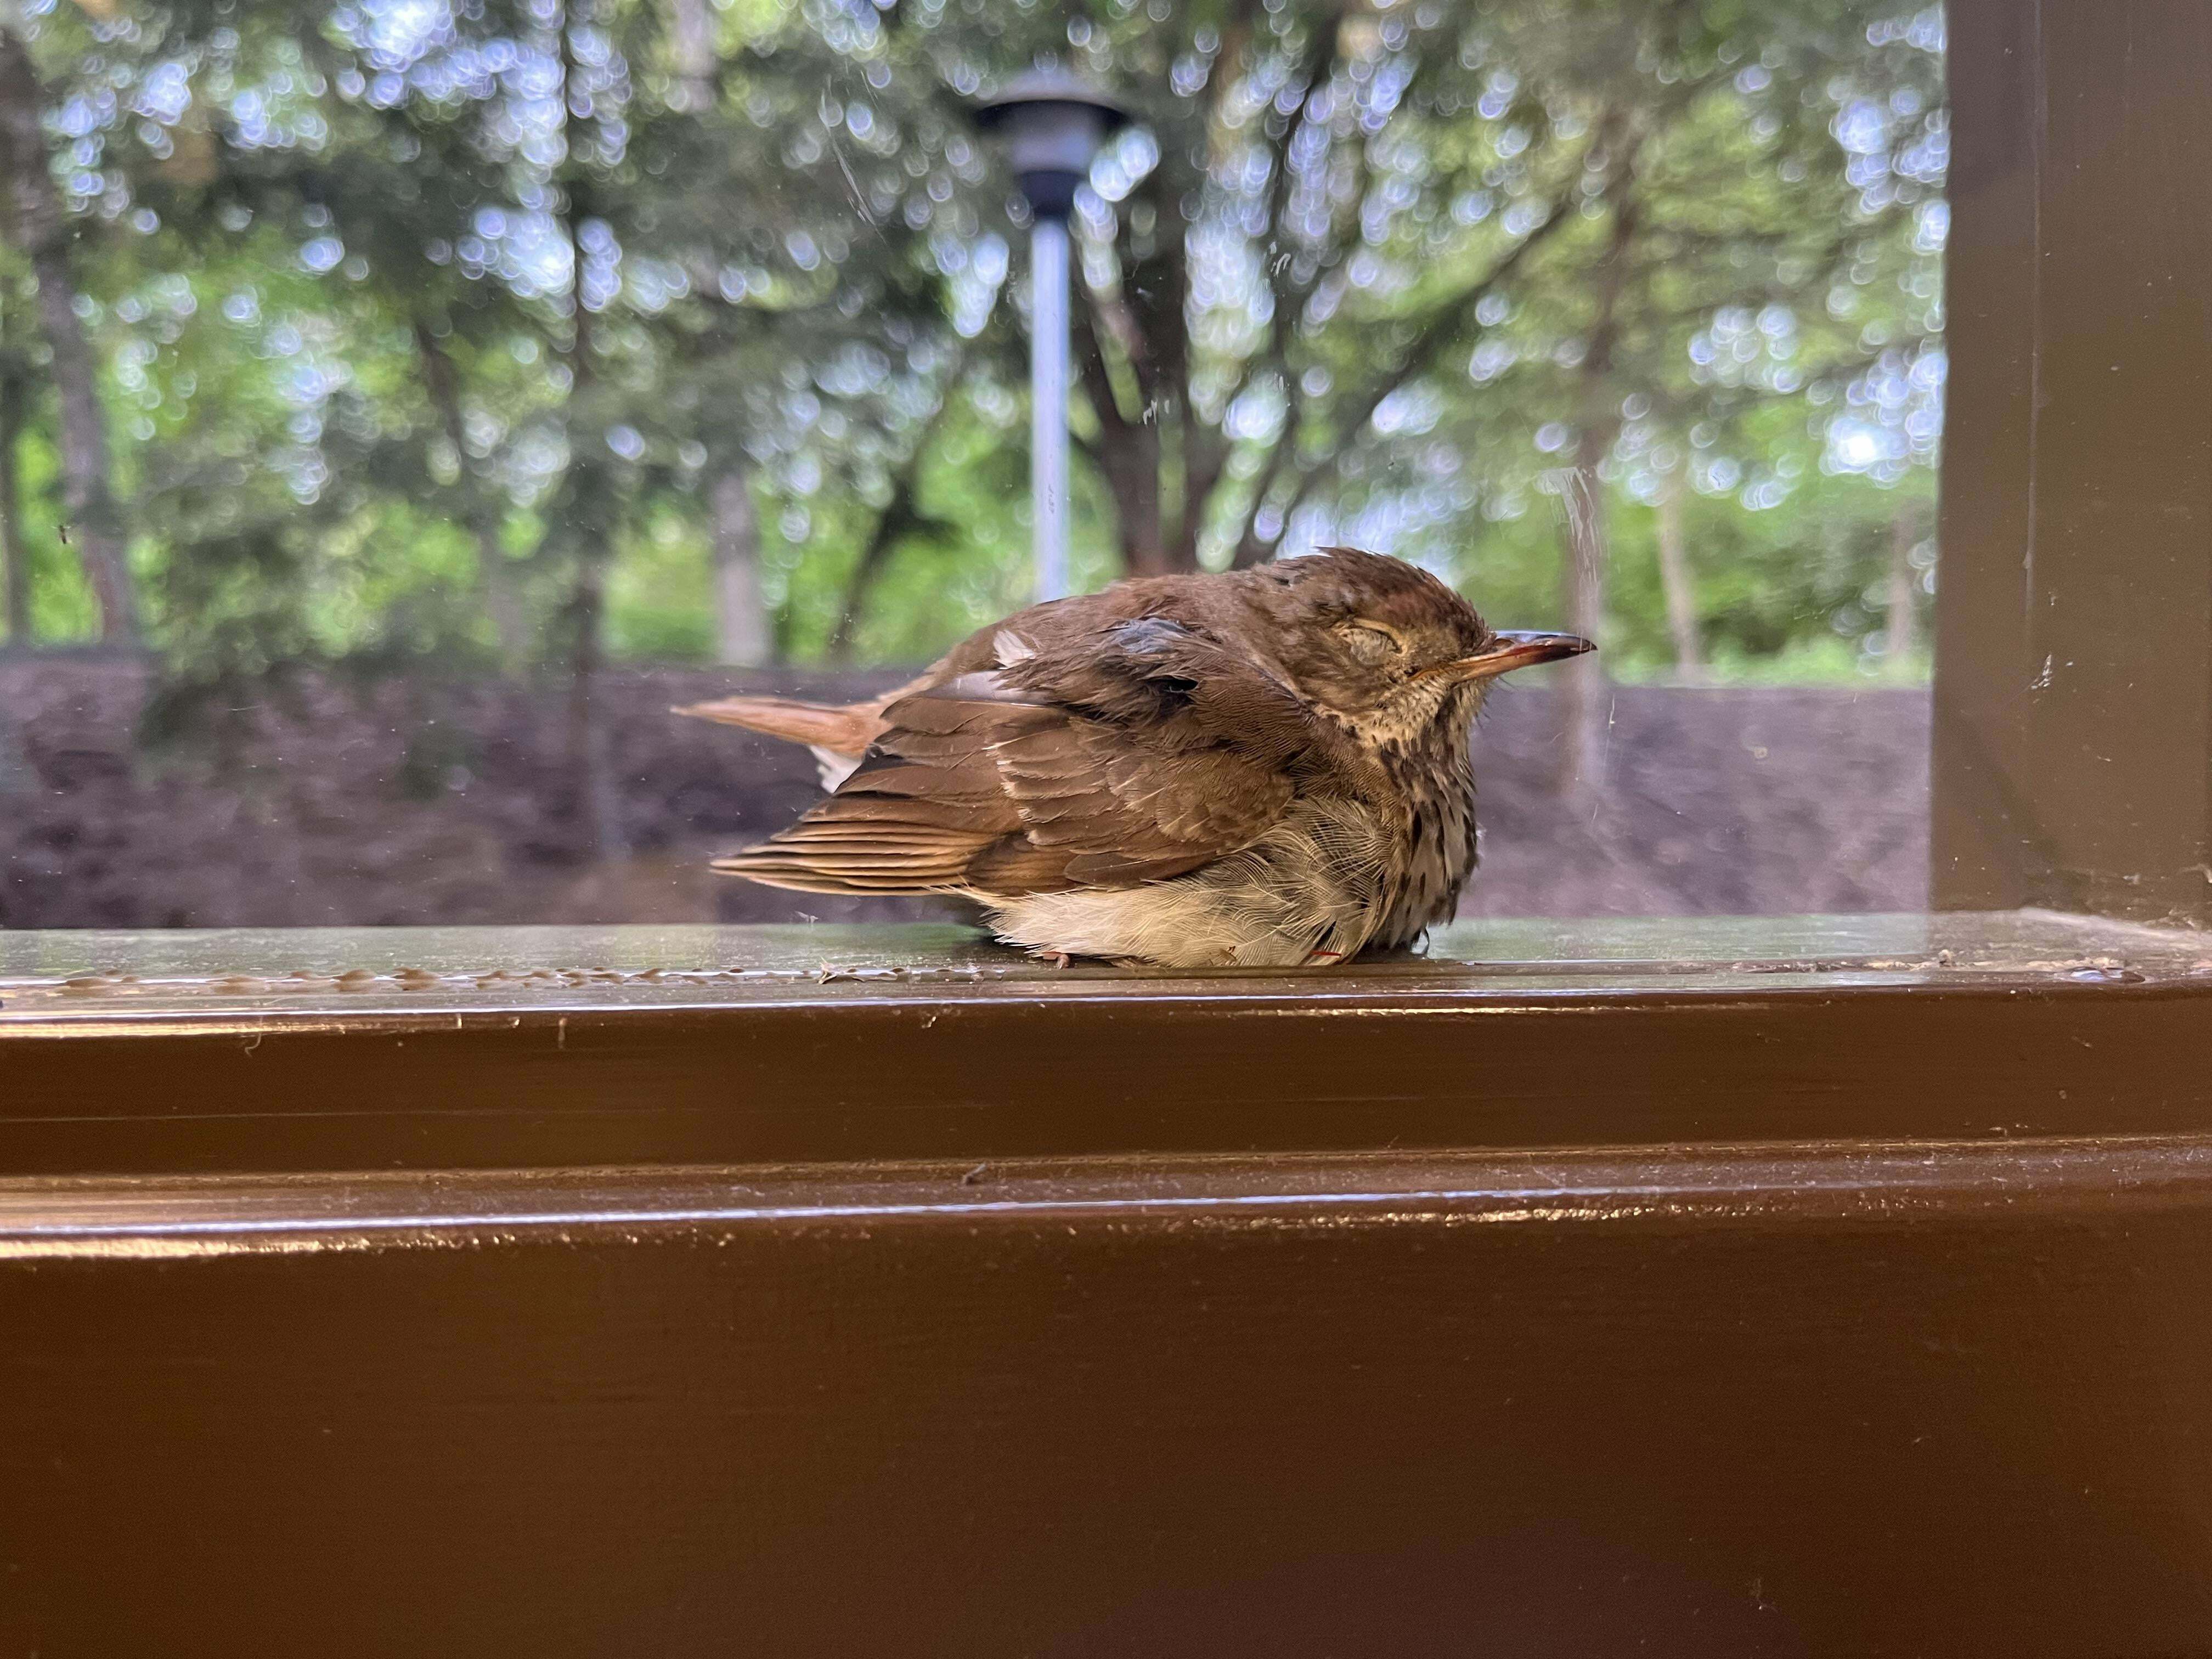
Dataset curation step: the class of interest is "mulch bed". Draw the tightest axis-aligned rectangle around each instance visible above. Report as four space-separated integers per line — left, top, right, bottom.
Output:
0 656 1928 929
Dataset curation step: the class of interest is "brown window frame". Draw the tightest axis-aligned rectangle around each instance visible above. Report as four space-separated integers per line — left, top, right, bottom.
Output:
7 8 2212 1652
0 0 2203 1159
2 0 2202 1146
1933 0 2212 927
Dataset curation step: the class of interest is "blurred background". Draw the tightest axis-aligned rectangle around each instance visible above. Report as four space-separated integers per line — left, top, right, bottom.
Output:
0 0 1945 928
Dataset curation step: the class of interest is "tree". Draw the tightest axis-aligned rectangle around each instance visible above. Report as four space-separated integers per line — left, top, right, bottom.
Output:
0 276 29 644
1406 0 1944 774
1651 461 1704 680
0 15 137 641
707 462 768 667
0 0 1946 708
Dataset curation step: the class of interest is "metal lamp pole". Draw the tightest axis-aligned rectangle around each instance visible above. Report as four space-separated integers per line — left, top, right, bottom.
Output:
975 73 1130 603
1027 213 1072 602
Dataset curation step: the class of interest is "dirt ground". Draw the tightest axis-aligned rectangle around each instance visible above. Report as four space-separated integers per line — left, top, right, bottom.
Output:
0 654 1929 929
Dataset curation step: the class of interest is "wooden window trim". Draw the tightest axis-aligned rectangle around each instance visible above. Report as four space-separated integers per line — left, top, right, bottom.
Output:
7 910 2212 1655
1933 0 2212 925
1 0 2200 1145
0 912 2205 1178
9 9 2212 1654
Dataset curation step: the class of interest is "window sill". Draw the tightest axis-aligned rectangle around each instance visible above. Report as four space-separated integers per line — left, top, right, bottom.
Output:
9 911 2212 1655
3 910 2206 1177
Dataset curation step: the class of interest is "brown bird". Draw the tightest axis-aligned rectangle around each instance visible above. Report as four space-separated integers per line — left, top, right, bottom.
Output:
678 548 1590 968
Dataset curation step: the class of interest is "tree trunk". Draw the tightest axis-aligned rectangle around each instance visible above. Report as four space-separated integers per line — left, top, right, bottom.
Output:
710 464 770 667
1554 166 1641 794
0 24 137 644
556 3 627 862
475 517 527 675
1557 451 1613 795
1075 297 1181 578
665 0 715 106
414 321 528 670
0 365 27 793
827 369 963 658
1172 410 1226 573
0 364 27 645
827 485 923 663
1885 507 1920 667
1097 419 1171 577
664 0 716 111
565 558 628 862
1654 462 1705 682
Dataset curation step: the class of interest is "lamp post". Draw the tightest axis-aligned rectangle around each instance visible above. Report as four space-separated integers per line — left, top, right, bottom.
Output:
975 72 1130 603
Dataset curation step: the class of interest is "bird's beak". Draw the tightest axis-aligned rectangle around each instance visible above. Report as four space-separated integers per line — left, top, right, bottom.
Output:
1442 629 1596 682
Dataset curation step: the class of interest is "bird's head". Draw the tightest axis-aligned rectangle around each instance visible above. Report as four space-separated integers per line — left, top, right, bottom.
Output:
1245 547 1592 740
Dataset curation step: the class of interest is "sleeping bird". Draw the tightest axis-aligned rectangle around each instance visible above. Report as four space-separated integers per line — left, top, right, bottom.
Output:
678 548 1588 968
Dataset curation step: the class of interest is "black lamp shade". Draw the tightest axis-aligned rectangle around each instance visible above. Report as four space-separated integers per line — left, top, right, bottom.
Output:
975 71 1131 219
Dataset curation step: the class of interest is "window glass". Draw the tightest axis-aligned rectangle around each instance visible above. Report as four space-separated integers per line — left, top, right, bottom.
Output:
0 0 1944 929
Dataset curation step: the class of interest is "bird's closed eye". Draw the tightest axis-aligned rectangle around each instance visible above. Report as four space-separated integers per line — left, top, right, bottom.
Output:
1338 620 1406 666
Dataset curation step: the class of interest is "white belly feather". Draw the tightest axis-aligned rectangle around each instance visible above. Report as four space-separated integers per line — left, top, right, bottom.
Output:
979 798 1397 968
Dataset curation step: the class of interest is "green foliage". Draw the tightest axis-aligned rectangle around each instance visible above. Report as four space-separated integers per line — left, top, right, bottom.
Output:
7 420 101 639
0 0 1944 683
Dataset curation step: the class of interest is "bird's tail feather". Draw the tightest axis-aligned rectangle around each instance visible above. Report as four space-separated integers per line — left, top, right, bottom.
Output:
672 692 887 756
713 837 983 896
713 782 998 895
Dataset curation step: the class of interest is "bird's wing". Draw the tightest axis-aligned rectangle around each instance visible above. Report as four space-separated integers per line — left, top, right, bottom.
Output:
715 616 1374 897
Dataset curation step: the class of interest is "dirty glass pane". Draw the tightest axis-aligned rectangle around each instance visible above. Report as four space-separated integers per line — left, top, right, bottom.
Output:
0 0 1944 929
